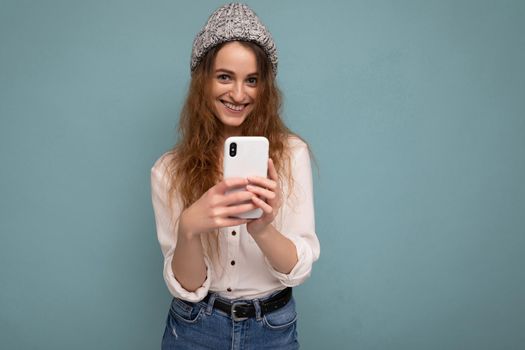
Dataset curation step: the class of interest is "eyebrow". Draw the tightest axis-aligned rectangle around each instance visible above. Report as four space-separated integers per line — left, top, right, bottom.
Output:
215 68 258 76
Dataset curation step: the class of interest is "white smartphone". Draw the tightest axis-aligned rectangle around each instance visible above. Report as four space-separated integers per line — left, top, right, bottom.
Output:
223 136 269 219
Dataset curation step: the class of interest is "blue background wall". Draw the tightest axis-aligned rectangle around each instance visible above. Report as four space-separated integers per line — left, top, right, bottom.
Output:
1 0 524 349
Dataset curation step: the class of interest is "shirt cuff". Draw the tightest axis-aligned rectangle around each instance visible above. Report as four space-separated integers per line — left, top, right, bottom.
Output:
264 235 314 287
163 252 212 302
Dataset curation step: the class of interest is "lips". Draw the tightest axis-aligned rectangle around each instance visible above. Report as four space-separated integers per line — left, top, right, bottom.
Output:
221 100 247 112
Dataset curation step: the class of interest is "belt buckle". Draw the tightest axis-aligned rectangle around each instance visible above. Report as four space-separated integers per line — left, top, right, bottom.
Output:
231 301 249 322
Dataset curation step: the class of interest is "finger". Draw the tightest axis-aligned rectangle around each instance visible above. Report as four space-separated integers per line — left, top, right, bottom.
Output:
214 177 248 194
220 190 256 206
268 158 279 181
218 202 258 217
251 196 273 214
247 176 277 190
246 184 276 201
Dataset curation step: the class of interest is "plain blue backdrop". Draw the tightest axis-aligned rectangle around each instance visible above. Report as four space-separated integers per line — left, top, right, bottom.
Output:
1 0 524 349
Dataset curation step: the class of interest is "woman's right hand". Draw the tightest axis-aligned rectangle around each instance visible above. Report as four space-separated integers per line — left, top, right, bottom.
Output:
178 178 257 239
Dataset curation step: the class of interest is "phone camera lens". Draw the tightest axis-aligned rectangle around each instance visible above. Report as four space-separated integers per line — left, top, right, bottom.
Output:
229 142 237 157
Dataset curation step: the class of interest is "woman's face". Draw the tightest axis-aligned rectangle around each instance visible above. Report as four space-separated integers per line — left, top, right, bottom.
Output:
210 41 259 136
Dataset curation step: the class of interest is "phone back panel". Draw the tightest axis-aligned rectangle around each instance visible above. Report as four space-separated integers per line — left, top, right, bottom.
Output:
223 136 269 219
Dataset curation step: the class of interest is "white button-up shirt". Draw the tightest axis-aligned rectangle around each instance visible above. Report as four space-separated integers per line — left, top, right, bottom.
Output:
151 136 320 302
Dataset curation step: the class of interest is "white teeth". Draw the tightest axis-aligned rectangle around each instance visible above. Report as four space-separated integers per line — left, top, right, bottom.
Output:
223 101 245 111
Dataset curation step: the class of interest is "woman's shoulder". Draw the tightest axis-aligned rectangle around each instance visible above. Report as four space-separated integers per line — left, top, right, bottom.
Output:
286 134 309 155
151 150 176 177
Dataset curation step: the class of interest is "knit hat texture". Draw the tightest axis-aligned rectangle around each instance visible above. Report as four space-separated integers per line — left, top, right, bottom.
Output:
191 3 278 76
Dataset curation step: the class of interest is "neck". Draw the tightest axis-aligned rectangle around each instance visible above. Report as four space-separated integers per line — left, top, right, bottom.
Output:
221 126 242 139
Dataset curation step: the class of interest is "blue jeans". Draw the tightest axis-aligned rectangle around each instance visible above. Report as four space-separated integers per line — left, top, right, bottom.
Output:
161 290 299 349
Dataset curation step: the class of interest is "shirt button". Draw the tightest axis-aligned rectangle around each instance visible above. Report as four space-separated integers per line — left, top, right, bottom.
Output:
227 288 232 292
232 230 236 236
231 260 236 266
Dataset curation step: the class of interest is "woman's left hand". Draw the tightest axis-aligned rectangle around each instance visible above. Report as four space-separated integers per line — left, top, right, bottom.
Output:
246 158 282 236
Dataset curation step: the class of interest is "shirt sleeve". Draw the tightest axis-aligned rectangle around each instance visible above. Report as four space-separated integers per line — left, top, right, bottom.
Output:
264 141 321 286
150 155 213 302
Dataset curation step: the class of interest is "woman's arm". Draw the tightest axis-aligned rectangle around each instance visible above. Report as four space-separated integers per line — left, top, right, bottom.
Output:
171 178 258 291
246 140 320 286
246 158 299 273
170 220 208 292
154 163 257 294
249 224 298 274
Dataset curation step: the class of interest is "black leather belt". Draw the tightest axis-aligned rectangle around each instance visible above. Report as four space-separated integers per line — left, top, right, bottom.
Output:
202 287 292 321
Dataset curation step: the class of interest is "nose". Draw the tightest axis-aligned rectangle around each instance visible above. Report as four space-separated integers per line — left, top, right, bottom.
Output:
229 82 246 103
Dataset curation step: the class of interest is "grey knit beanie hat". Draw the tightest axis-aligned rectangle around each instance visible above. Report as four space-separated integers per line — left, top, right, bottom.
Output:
191 3 278 76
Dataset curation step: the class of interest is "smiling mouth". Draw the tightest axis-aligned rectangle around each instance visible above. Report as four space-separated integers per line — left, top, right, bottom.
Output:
221 100 247 112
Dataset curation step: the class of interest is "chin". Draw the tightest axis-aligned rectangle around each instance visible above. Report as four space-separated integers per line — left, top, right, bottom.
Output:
220 116 247 128
214 105 253 129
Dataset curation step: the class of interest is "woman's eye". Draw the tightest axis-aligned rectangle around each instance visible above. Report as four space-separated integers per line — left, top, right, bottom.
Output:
218 74 230 81
247 77 257 85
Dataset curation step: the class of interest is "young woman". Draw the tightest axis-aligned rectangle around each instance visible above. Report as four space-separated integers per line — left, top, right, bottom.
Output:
151 3 320 349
